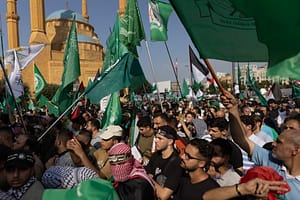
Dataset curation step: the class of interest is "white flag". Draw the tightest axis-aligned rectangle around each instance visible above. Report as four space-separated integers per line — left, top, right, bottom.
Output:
4 44 45 97
4 44 45 70
7 50 23 97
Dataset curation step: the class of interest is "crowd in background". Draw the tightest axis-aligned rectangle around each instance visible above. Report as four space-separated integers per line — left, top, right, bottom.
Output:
0 92 298 200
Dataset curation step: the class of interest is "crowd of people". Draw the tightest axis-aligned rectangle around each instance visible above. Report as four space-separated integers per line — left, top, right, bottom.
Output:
0 91 298 200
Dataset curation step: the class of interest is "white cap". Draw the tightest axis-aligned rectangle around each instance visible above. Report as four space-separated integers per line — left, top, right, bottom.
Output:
100 125 123 140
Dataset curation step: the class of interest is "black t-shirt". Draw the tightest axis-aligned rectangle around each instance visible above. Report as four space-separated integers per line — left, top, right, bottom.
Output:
145 150 184 192
174 176 219 200
116 177 155 200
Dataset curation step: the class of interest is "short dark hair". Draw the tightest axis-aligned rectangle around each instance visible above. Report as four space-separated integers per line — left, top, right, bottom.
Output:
137 116 152 128
210 138 232 158
208 117 228 131
88 118 101 130
153 112 170 124
240 115 255 128
189 138 214 170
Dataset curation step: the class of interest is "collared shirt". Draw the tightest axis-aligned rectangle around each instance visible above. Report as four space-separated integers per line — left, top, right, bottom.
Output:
252 144 300 200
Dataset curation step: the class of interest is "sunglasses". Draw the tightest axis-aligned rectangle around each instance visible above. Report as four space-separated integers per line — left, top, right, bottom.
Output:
183 150 203 161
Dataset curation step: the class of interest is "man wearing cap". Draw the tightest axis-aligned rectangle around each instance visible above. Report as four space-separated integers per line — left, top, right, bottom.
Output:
5 150 44 200
93 125 123 180
145 125 183 200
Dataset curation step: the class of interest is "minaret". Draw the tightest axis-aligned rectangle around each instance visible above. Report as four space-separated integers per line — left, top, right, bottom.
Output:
82 0 89 21
6 0 20 49
29 0 48 44
119 0 126 17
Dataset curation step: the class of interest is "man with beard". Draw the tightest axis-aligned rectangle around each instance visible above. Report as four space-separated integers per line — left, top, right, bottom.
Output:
174 138 219 200
209 138 240 186
222 91 300 200
145 125 183 200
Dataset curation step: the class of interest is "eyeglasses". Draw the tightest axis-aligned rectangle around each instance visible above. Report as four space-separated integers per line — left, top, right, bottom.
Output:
108 153 132 165
183 150 203 161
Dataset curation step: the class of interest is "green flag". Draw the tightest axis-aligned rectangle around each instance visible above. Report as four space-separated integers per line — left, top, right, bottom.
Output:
148 0 173 41
170 0 268 62
86 53 147 104
151 83 157 93
51 16 81 115
246 65 267 106
237 63 241 87
230 0 300 79
120 0 145 55
28 98 35 111
38 94 49 108
101 92 122 129
34 64 47 99
102 14 128 73
292 80 300 100
182 79 189 97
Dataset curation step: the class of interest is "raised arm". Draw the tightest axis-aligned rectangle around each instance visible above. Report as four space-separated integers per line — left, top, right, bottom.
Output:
221 91 255 155
203 178 289 200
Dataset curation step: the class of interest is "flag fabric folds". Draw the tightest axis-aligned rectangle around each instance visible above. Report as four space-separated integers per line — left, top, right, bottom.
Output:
189 46 213 84
34 64 47 99
230 0 300 79
170 0 268 62
51 16 81 116
246 65 267 106
182 79 189 97
148 0 173 41
4 44 45 98
237 63 242 88
120 0 145 55
85 53 146 104
171 0 300 79
101 92 122 130
266 82 282 102
102 14 128 73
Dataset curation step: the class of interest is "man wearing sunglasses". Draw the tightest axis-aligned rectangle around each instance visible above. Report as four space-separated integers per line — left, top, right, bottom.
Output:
174 138 219 200
145 125 184 200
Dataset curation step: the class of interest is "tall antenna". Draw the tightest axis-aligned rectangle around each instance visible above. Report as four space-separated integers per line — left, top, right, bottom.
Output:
66 0 69 10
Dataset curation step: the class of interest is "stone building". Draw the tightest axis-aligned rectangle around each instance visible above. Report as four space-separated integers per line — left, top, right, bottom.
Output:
4 0 126 97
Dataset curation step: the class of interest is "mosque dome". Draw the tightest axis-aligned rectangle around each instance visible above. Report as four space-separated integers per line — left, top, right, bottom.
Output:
46 9 88 23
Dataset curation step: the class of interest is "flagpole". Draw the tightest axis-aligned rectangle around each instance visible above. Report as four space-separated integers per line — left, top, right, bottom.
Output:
39 57 128 141
164 42 183 98
144 40 163 111
203 59 226 95
0 18 28 134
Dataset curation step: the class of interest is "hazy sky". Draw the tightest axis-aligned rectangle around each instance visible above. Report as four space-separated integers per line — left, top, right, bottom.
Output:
0 0 234 84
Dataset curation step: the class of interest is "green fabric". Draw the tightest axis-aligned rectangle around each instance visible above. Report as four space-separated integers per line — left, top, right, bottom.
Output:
246 65 267 106
101 92 122 129
102 14 128 73
34 64 47 99
42 178 119 200
149 0 173 41
51 16 81 115
170 0 268 62
292 80 300 99
230 0 300 79
182 79 189 97
237 63 241 87
151 83 157 92
120 0 145 56
27 94 35 111
86 53 146 104
38 95 49 108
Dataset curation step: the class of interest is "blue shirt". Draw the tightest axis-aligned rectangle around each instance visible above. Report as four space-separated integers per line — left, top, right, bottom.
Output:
252 144 300 200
